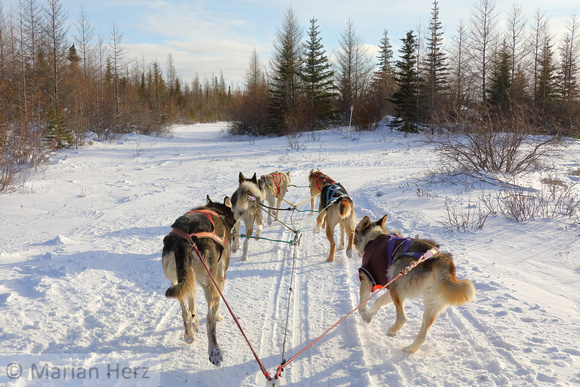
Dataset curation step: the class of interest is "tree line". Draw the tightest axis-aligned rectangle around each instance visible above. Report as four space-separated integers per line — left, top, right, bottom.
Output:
1 0 579 190
232 1 580 137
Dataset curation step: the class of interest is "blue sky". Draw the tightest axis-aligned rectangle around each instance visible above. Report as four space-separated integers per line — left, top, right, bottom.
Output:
2 0 578 87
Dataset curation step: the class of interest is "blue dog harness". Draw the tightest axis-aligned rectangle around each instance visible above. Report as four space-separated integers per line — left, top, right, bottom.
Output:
323 183 348 205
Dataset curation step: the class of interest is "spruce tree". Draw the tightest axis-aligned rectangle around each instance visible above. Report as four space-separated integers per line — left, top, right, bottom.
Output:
298 17 336 130
390 30 422 133
368 29 396 123
486 42 512 110
536 39 558 116
269 7 303 135
422 0 448 121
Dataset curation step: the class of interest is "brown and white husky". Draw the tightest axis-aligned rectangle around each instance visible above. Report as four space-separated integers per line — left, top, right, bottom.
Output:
260 171 291 225
354 214 476 353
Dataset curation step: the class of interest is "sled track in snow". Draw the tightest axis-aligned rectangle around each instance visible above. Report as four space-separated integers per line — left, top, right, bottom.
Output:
249 207 379 385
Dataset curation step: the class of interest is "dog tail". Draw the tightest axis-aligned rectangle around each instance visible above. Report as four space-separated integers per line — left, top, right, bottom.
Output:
436 254 476 306
164 240 196 302
338 199 352 218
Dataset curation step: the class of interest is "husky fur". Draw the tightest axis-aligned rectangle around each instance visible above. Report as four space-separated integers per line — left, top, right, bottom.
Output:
308 169 336 214
162 196 236 366
260 171 291 225
354 214 476 353
313 182 356 262
231 172 266 261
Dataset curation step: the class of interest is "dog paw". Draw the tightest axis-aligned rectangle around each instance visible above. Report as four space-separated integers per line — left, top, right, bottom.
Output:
346 248 352 258
216 312 224 322
184 333 195 344
402 344 419 354
360 312 373 324
209 349 223 366
338 243 345 250
313 225 321 234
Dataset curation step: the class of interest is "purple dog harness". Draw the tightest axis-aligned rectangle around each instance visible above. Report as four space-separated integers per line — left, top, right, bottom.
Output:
358 234 440 292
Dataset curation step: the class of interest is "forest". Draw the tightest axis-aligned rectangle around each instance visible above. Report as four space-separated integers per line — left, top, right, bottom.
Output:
1 0 579 190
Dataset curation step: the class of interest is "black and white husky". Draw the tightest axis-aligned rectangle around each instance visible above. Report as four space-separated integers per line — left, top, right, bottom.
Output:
231 172 266 261
162 196 235 366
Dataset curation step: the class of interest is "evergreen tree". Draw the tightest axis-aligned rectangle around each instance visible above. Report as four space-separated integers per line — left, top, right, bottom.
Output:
269 6 303 135
390 30 422 132
298 17 336 130
558 16 579 101
536 39 558 116
422 0 448 120
377 29 394 73
367 29 396 123
486 42 511 110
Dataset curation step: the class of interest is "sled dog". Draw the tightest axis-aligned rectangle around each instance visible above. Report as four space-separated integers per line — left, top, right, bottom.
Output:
260 171 291 225
308 169 336 214
354 214 476 353
313 182 356 262
162 196 236 366
231 172 266 261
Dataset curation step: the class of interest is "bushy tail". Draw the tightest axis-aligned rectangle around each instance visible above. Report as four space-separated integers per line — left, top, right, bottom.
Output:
436 255 476 306
439 277 476 306
164 241 196 302
338 199 352 218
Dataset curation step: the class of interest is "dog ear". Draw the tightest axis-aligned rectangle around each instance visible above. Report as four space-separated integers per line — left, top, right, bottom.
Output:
358 216 371 229
250 173 258 184
224 196 232 209
379 214 388 228
206 195 213 205
239 172 245 184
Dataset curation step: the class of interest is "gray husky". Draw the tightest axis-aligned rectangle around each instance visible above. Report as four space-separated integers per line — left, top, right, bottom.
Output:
354 214 476 353
231 172 266 261
162 196 235 366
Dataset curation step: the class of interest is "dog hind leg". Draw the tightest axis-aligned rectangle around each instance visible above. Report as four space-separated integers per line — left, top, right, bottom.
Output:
325 220 336 262
338 223 346 251
187 287 199 333
402 293 447 353
203 282 223 366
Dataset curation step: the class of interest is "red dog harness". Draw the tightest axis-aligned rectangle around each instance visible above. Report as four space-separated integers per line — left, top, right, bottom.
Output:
262 173 285 196
315 174 335 191
359 234 440 292
170 209 226 248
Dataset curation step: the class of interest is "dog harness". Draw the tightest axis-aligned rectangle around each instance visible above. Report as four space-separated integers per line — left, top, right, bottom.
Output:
315 174 335 191
170 209 226 249
323 183 348 205
262 173 284 196
358 234 440 292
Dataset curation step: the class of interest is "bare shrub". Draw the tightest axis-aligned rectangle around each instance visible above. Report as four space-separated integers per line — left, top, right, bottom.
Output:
500 187 540 222
440 198 489 232
429 108 562 176
478 181 580 223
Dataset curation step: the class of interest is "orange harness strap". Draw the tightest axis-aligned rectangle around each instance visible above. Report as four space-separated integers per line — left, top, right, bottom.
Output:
170 209 226 248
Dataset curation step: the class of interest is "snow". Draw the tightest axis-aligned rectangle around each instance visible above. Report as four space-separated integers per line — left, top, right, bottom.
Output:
0 122 579 386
